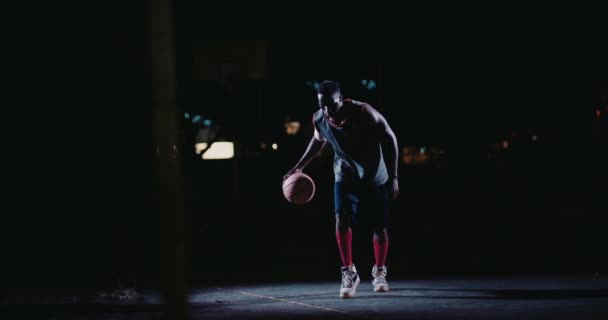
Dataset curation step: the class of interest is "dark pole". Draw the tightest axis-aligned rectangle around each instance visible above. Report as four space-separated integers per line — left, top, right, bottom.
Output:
147 0 188 319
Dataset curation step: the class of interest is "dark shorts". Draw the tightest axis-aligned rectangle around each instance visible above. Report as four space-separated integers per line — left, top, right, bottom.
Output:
334 181 391 228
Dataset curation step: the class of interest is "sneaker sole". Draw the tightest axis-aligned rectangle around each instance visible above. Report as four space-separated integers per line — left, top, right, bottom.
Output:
340 277 361 298
373 285 389 292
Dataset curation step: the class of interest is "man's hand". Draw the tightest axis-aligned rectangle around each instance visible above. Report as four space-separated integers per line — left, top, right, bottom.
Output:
283 167 303 180
389 177 399 200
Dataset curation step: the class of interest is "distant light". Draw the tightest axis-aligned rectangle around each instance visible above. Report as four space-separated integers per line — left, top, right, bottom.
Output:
532 135 538 141
416 151 429 163
420 146 426 154
200 142 234 160
361 80 368 85
272 143 278 150
284 121 301 135
367 80 376 90
502 140 509 149
401 146 415 165
192 115 201 123
203 119 212 126
194 142 209 154
597 109 601 118
313 82 320 90
184 112 191 119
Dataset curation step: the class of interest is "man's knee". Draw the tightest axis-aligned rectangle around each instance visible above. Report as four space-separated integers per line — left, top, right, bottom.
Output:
373 226 388 241
335 211 351 231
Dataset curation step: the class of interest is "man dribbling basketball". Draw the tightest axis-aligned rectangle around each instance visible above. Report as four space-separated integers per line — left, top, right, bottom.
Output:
283 80 399 298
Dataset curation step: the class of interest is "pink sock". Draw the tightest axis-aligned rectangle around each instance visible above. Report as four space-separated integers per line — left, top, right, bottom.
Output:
373 232 389 267
336 228 352 267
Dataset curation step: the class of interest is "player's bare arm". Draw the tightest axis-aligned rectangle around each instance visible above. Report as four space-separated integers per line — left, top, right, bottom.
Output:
283 127 327 179
363 105 399 199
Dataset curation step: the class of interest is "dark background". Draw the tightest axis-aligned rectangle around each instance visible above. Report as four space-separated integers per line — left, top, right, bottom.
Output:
4 4 607 294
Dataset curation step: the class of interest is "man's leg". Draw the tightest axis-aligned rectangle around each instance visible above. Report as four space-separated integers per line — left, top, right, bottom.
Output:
372 227 389 269
371 183 391 292
371 227 390 292
335 182 360 298
336 212 352 268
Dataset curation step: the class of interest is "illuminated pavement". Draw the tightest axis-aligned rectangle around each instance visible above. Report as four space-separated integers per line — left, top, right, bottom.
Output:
3 275 608 319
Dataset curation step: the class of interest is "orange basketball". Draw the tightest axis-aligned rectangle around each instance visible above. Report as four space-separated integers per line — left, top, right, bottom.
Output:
282 173 315 204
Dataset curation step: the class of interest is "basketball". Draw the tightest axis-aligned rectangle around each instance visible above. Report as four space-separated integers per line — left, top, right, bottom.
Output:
282 172 315 204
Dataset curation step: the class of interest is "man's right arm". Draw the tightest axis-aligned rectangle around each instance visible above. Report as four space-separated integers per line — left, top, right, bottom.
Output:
283 128 326 179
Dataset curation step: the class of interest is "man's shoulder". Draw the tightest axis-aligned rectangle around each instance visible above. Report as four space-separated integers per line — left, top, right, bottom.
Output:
345 99 373 112
345 100 385 127
312 109 323 121
345 99 369 107
312 109 325 129
344 100 376 118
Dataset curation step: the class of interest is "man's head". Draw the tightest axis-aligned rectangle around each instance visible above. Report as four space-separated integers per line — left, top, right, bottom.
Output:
317 80 343 115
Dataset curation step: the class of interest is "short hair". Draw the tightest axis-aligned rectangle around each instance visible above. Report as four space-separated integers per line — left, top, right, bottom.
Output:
317 80 340 96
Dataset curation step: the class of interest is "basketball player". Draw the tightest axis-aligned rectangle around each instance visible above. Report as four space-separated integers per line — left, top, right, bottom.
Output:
284 80 399 298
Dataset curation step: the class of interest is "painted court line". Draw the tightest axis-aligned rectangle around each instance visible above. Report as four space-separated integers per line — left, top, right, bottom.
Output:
237 290 383 319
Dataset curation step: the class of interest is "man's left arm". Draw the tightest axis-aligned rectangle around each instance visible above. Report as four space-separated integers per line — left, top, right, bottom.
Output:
363 105 399 199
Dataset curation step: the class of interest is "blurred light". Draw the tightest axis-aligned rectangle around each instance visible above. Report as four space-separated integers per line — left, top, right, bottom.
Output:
284 121 301 135
401 146 415 165
597 109 601 118
192 115 201 123
201 142 234 160
367 80 376 90
313 82 320 90
361 80 368 85
415 152 429 163
194 142 209 154
203 119 212 126
184 112 190 119
260 143 267 150
402 155 414 165
272 143 278 150
420 146 426 154
532 135 538 141
502 140 509 149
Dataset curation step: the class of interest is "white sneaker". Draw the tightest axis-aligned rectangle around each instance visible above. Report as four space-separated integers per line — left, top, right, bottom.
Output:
340 265 360 298
372 265 389 292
